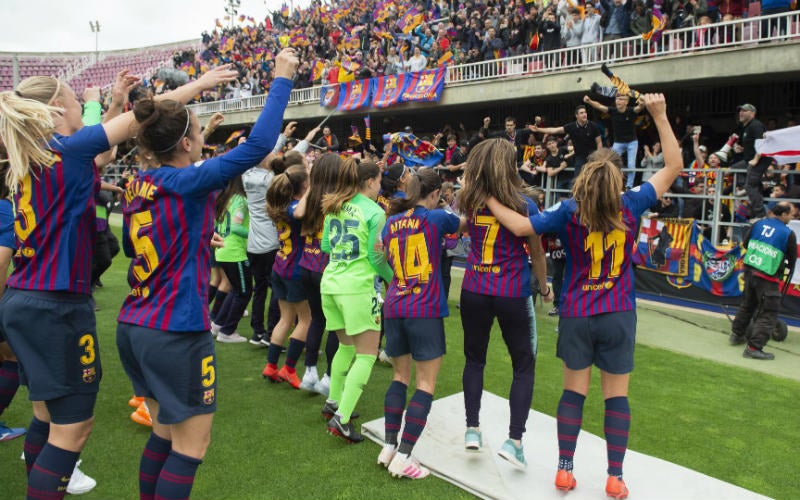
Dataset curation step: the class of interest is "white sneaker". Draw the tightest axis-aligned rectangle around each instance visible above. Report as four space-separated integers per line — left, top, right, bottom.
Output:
378 350 392 364
67 460 97 495
388 453 430 479
314 374 330 397
217 332 247 343
299 368 319 392
242 309 249 317
377 444 397 467
210 322 222 337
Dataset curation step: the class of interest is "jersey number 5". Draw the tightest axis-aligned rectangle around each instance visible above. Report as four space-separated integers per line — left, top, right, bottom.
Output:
130 210 160 282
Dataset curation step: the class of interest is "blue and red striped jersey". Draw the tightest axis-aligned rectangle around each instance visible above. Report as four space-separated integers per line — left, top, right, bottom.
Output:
117 77 292 332
8 126 108 294
272 200 304 280
382 206 459 318
299 231 329 274
462 197 539 298
530 183 657 317
0 199 15 250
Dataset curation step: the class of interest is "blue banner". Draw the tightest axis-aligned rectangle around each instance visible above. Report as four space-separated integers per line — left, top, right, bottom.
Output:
399 67 446 104
372 73 409 108
388 132 444 167
338 79 373 111
319 85 340 108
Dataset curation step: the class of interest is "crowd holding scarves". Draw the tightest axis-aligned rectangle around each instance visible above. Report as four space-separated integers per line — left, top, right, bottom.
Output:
162 0 730 104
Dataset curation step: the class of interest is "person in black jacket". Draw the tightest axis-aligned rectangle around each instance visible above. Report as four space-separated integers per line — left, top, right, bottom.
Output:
730 202 797 359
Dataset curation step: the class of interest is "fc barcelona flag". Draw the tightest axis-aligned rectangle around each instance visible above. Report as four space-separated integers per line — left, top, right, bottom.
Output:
338 79 373 111
686 224 744 296
371 74 409 108
399 67 446 104
633 217 692 276
319 85 340 108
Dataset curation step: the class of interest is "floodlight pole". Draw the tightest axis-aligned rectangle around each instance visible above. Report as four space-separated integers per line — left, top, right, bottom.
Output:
224 0 242 29
89 20 101 63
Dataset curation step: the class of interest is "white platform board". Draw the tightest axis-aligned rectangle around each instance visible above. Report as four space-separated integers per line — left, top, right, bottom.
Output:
361 392 770 500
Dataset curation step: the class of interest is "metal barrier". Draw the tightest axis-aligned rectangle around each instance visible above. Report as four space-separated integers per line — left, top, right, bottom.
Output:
188 11 800 116
536 164 799 247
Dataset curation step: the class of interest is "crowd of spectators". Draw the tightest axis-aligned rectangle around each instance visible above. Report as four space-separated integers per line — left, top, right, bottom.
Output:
151 0 792 103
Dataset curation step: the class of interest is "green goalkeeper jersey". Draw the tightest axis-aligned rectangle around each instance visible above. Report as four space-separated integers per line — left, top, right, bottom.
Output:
321 193 393 294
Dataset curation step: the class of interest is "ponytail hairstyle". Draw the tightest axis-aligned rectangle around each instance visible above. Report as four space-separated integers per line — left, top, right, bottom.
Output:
573 148 626 233
357 160 381 188
133 98 193 166
301 153 343 236
214 175 246 223
380 162 406 198
271 150 305 175
458 138 527 215
322 157 359 215
266 164 308 223
0 76 65 191
389 168 441 215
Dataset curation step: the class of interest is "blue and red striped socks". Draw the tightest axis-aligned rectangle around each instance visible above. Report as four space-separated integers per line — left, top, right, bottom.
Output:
27 442 79 500
398 390 433 455
0 360 20 414
154 450 201 500
604 396 630 478
284 338 306 371
24 417 50 476
383 380 408 446
557 390 585 472
140 433 172 500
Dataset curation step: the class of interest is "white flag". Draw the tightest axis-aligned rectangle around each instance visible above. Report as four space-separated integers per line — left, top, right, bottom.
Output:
755 125 800 165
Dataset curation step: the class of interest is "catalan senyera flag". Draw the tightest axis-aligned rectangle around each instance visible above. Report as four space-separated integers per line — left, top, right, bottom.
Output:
633 217 693 276
437 51 453 65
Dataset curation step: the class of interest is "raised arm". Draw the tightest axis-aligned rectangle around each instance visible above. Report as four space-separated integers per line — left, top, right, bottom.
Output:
644 94 683 198
583 95 608 114
528 124 566 135
101 64 239 148
202 112 225 140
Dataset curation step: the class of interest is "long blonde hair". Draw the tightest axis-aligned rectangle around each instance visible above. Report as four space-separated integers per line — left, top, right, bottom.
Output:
573 148 626 233
0 76 64 191
458 138 527 215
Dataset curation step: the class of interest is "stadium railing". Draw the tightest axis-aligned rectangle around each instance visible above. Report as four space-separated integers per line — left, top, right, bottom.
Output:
188 11 800 116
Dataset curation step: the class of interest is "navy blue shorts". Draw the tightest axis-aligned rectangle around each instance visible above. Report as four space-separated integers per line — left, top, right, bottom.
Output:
116 323 217 425
557 310 637 374
0 288 101 424
384 317 446 361
270 271 306 303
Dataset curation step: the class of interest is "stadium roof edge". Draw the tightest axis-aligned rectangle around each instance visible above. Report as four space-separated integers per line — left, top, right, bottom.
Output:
0 38 201 58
